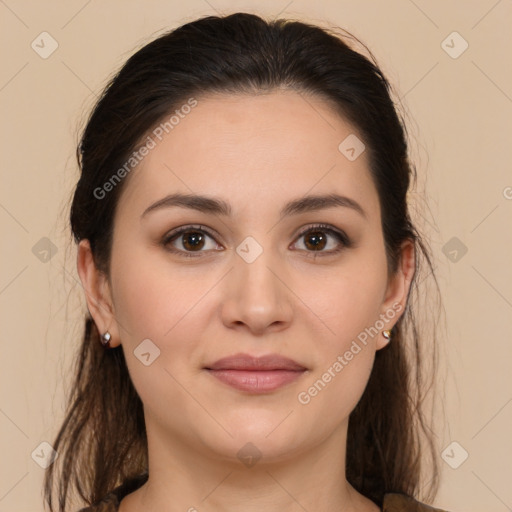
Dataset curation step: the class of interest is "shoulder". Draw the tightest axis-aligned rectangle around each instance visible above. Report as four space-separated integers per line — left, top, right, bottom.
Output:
383 493 451 512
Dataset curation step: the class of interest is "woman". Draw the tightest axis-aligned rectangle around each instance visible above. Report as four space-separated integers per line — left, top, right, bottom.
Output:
44 12 448 512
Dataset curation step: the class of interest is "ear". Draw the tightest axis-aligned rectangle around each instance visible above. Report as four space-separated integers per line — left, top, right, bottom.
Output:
76 239 121 348
376 239 416 350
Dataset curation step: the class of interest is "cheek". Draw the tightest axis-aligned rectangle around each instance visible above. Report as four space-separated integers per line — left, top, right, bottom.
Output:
294 254 387 416
295 289 383 429
309 260 388 350
109 242 197 342
296 347 375 438
108 246 210 422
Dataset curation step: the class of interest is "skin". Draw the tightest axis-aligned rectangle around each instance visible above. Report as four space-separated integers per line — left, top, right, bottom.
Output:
78 90 415 512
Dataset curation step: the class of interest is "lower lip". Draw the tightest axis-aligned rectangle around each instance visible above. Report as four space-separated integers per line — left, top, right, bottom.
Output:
206 369 305 393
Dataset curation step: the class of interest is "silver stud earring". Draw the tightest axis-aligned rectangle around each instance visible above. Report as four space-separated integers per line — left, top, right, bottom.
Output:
101 332 111 348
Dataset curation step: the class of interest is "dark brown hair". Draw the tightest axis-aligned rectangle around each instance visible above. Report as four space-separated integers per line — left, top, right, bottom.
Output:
44 12 441 511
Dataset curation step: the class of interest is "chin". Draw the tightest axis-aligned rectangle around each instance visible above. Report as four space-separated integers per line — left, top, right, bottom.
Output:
197 414 308 464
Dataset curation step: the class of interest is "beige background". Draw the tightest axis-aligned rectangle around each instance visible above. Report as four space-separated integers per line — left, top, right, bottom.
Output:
1 1 511 511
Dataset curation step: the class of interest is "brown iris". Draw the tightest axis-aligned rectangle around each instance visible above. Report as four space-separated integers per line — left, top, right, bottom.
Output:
181 231 206 251
303 230 327 251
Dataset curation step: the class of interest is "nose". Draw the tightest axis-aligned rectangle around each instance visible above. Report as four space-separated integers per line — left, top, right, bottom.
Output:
220 245 294 336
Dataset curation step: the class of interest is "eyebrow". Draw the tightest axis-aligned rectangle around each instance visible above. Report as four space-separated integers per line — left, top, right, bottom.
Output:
141 192 367 220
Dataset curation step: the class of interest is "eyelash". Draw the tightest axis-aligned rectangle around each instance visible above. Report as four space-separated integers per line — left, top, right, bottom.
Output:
161 223 352 259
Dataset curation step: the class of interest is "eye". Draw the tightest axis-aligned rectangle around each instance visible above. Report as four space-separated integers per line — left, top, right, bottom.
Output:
161 223 352 259
291 223 351 256
161 225 221 258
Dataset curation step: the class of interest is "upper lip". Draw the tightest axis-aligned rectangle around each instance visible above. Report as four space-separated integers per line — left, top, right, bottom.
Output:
205 353 307 371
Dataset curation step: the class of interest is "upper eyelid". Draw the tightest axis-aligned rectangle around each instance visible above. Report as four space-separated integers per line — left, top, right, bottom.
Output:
164 224 217 241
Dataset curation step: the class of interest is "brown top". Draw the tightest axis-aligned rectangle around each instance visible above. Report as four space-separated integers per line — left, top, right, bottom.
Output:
77 474 450 512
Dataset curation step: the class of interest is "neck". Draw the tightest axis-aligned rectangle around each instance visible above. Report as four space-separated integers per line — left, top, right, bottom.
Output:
120 415 379 512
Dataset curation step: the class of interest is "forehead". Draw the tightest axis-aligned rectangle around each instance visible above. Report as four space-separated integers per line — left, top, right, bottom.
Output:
117 90 379 220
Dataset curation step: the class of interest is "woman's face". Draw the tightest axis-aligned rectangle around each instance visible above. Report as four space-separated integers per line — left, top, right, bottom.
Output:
80 90 413 465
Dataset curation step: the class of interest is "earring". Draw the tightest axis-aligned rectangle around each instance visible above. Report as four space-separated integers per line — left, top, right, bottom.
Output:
382 329 392 342
101 332 111 349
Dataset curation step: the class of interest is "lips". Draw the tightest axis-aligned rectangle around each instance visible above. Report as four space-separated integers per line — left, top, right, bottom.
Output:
206 353 307 371
204 353 307 393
